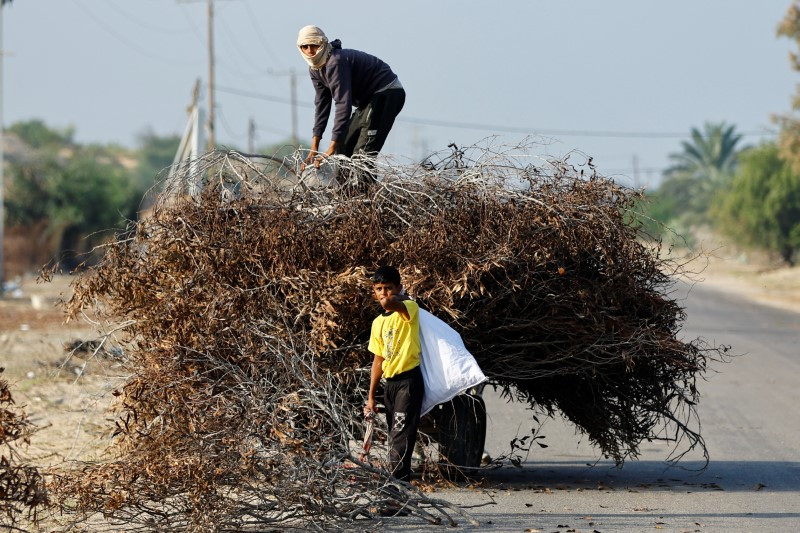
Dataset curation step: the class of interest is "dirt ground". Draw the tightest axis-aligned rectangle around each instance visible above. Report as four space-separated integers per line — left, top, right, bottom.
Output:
1 274 124 468
670 238 800 313
1 245 799 527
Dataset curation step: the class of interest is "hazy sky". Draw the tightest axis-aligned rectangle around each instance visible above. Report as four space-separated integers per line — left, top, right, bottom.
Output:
2 1 796 188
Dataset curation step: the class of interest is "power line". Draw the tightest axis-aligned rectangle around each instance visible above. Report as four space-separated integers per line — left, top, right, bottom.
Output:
177 2 207 44
177 3 256 81
103 1 193 34
267 70 299 147
242 0 282 67
213 85 778 140
217 15 271 79
216 106 248 141
213 87 293 140
216 84 307 107
254 123 294 138
603 166 667 175
73 0 195 66
397 116 779 139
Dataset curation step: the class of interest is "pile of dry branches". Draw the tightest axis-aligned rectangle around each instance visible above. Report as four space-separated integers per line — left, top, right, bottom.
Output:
1 368 47 528
52 144 726 531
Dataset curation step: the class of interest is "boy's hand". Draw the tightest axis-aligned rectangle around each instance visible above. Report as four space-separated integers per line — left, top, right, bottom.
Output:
364 398 378 418
379 294 409 309
378 294 394 310
378 295 410 320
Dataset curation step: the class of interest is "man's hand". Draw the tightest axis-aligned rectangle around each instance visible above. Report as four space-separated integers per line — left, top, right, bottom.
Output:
301 152 321 171
301 135 323 172
300 137 337 172
300 151 330 171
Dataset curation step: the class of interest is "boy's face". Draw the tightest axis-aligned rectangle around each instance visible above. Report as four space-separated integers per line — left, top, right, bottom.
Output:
372 281 401 304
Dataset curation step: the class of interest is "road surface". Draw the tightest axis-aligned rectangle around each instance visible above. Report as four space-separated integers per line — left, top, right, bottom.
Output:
391 282 800 532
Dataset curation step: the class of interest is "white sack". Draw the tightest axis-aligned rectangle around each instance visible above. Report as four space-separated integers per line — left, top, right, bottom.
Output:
418 308 487 416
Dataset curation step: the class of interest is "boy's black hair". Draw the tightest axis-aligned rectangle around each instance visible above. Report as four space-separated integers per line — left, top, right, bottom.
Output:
371 265 401 286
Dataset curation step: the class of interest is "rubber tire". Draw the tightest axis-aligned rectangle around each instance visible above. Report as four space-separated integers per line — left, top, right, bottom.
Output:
436 393 487 479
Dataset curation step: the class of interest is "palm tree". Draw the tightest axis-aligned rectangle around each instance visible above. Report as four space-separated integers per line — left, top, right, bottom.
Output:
662 122 745 219
666 122 743 183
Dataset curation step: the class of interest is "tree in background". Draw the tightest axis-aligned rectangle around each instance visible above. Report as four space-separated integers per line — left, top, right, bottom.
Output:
4 121 143 272
713 143 800 265
135 130 181 189
776 1 800 172
663 122 743 214
5 149 136 268
7 119 74 151
640 122 744 239
636 173 696 241
132 130 181 213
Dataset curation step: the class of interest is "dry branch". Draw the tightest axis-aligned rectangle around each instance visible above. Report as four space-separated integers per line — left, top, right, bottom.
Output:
51 143 727 530
1 368 47 528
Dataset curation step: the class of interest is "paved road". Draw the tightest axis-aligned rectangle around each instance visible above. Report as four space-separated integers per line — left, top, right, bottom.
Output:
391 282 800 532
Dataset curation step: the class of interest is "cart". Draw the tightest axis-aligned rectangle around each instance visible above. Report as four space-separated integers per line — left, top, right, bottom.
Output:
419 385 487 478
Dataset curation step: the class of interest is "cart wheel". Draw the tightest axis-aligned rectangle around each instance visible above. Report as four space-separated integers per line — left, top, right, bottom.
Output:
437 393 487 479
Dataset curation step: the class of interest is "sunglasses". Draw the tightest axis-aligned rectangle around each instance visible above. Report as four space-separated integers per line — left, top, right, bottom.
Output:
300 44 318 51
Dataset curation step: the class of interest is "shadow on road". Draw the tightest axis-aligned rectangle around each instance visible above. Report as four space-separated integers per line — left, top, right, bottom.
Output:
471 459 800 492
461 511 800 533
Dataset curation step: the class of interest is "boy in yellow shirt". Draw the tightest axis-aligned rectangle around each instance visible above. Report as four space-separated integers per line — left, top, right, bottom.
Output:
365 266 424 482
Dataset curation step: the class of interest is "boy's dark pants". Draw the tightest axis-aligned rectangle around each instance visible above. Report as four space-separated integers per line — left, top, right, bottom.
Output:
383 365 424 482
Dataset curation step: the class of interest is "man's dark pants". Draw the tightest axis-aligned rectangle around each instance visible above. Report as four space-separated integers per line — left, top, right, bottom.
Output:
336 88 405 185
383 365 424 482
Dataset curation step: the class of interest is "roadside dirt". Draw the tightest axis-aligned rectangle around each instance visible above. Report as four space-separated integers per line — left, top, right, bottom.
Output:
1 274 121 469
675 244 800 314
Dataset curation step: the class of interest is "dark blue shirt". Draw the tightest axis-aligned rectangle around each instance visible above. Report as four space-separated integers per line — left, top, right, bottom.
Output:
309 40 398 142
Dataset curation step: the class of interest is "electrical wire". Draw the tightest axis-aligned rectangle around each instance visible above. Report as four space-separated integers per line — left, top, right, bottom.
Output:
242 0 283 67
175 4 250 80
216 106 293 144
398 116 778 139
72 0 195 66
104 1 193 34
217 15 272 80
216 84 307 107
176 2 208 48
216 106 248 142
255 122 295 138
213 84 778 140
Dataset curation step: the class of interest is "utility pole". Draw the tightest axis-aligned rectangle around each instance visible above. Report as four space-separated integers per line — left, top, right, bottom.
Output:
269 69 299 148
0 3 6 290
247 117 255 153
206 0 215 151
632 154 640 189
177 0 218 151
289 70 297 148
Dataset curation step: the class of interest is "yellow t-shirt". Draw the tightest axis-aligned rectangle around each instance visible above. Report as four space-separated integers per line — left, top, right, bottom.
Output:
368 300 421 379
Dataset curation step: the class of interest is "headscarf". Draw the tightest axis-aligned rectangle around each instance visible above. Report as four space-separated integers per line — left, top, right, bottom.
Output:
297 25 332 69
